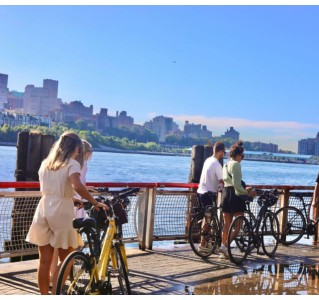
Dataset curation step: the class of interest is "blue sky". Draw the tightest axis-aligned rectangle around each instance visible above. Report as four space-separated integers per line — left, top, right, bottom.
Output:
1 5 318 152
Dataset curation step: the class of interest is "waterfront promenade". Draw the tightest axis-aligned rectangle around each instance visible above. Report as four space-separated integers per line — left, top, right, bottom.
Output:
0 239 318 295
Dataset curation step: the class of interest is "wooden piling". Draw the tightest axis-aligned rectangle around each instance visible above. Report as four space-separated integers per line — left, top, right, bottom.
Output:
14 132 29 185
187 144 218 238
6 132 55 261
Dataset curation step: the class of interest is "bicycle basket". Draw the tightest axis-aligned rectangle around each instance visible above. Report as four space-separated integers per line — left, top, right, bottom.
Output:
257 192 278 208
86 198 109 230
112 197 130 225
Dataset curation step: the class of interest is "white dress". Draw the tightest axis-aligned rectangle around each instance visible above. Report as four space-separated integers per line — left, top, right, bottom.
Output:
26 158 83 249
74 160 88 218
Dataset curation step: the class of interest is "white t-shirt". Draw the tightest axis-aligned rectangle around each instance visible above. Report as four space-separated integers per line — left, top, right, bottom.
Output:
197 156 223 194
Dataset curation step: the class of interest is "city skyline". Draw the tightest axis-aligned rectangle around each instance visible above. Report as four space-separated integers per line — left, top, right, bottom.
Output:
1 5 319 152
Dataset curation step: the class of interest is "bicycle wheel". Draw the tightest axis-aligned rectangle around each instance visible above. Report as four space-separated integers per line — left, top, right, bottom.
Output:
228 216 252 265
188 213 219 258
261 212 279 257
108 243 131 295
56 251 95 295
275 206 306 245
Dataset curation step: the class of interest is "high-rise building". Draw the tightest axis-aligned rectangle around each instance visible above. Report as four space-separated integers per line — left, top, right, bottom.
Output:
61 100 93 122
112 111 134 128
183 121 212 139
144 115 179 143
23 79 61 116
6 91 24 112
96 109 134 132
0 73 9 109
298 132 319 156
221 127 240 141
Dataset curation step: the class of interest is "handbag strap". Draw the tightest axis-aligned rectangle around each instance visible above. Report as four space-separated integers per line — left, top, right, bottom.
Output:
225 163 232 179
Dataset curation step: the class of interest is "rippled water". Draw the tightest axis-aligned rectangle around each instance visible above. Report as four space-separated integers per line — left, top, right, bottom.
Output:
0 146 318 186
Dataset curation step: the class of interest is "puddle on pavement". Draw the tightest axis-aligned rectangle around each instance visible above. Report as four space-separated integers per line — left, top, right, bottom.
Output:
185 263 319 295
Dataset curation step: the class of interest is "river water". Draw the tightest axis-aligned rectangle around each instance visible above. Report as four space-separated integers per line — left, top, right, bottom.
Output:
0 145 318 186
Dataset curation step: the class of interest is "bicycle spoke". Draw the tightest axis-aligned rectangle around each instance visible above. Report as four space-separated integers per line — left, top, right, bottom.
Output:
189 213 220 258
262 212 279 257
228 216 251 265
56 251 94 295
275 206 306 245
108 243 131 295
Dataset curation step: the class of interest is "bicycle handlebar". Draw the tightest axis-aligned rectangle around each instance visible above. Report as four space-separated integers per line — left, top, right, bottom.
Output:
109 188 140 204
83 187 140 211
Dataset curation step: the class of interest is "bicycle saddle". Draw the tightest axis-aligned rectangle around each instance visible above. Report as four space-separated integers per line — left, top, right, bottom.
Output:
73 217 96 229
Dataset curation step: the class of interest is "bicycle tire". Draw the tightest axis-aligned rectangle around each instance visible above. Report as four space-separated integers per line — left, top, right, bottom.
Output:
188 213 219 258
228 215 252 265
261 211 279 257
109 243 131 295
275 206 306 245
56 251 95 295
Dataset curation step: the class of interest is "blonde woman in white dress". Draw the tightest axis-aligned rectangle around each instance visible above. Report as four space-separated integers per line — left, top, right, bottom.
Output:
49 140 94 284
26 132 108 295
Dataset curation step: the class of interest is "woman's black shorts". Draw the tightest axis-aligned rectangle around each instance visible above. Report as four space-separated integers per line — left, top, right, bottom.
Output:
221 186 246 213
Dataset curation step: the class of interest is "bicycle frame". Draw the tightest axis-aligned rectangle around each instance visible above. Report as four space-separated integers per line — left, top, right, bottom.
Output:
56 188 138 295
252 205 268 234
86 217 128 292
97 218 117 281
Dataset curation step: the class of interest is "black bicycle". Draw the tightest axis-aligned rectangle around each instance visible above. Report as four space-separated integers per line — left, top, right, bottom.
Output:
275 192 319 245
227 189 280 265
188 195 256 258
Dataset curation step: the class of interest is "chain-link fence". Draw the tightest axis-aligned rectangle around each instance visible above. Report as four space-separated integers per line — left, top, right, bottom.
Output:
0 187 315 259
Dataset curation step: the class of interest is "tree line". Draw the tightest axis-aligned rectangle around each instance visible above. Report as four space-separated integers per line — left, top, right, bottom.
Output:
0 124 289 153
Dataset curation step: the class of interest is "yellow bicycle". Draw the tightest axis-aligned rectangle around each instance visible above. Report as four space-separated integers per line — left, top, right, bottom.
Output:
55 187 139 295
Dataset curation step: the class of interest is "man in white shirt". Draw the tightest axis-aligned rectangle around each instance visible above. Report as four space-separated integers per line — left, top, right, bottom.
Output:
197 141 225 254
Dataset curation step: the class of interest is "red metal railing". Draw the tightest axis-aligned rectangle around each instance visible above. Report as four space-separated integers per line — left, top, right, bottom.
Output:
0 181 317 259
0 181 314 191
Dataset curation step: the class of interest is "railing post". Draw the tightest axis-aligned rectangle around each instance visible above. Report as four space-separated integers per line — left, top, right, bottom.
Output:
137 188 156 250
278 188 290 242
145 188 156 250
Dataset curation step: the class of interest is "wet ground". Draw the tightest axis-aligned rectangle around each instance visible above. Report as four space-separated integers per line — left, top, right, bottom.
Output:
0 238 318 295
192 263 319 295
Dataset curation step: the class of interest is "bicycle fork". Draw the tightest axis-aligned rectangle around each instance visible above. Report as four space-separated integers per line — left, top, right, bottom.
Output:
110 243 128 272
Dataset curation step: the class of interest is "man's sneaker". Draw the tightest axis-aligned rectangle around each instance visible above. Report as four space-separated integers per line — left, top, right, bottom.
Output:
219 244 229 259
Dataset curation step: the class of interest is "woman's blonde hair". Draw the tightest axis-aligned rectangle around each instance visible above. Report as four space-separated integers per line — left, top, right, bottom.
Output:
45 131 83 170
77 139 93 166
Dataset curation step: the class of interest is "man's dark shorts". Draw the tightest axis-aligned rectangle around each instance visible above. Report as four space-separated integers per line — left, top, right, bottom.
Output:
197 192 217 209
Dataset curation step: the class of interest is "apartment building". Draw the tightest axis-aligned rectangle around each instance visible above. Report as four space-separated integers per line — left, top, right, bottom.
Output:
298 132 319 156
23 79 62 116
144 115 179 143
221 126 240 140
183 121 212 139
0 74 8 109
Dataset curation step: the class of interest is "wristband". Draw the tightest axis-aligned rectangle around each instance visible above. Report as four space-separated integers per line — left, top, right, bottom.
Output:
93 201 98 206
